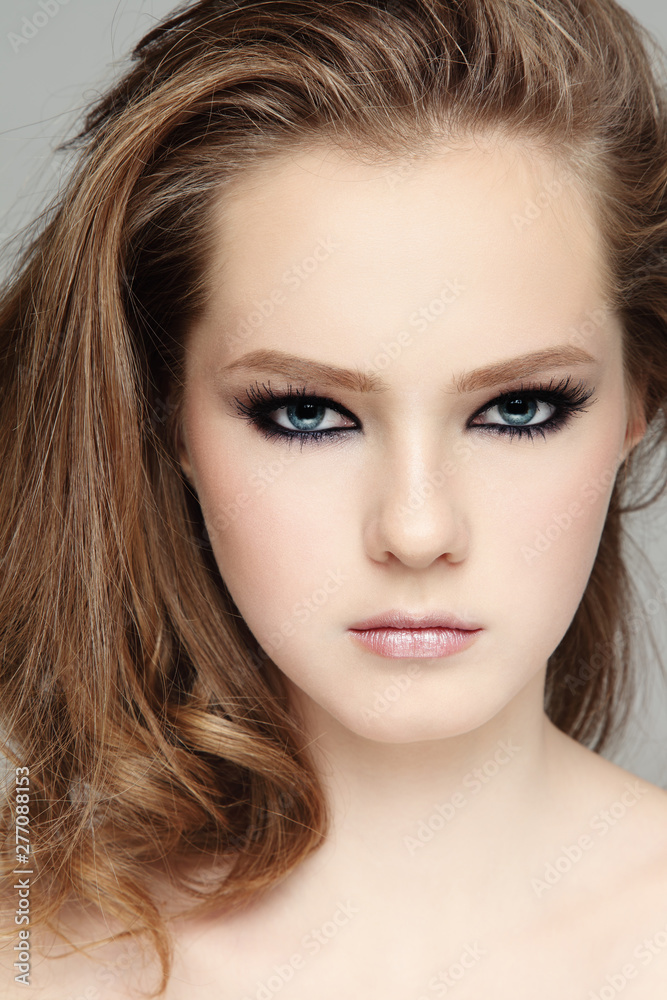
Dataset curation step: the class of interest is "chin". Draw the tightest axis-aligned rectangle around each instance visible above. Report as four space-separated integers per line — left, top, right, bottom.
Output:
326 697 509 745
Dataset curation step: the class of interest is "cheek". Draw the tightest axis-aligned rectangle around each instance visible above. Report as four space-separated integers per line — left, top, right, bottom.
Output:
481 429 622 652
197 450 348 643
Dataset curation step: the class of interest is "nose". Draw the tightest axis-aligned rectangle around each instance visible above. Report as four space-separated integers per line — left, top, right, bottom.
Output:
361 432 469 569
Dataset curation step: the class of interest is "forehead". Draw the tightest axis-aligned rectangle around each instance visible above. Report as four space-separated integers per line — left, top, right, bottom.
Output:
197 137 613 367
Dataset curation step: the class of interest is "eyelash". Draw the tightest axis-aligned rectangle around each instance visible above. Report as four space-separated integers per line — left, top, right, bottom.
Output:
232 376 596 448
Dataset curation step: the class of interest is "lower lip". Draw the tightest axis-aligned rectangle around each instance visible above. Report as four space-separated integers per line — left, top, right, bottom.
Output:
348 627 482 659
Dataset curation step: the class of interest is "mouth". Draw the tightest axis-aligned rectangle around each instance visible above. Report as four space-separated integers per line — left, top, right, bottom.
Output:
348 626 481 659
347 610 483 659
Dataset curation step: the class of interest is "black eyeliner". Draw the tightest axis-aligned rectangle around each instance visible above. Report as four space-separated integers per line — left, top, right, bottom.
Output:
231 375 597 446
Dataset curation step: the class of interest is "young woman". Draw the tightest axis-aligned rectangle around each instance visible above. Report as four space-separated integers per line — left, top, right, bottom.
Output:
2 1 667 997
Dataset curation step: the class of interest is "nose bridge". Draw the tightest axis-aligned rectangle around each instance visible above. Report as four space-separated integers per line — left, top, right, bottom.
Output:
390 427 448 505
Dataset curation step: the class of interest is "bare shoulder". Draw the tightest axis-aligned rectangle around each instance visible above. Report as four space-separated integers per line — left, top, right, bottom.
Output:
582 758 667 1000
0 860 238 999
547 722 667 906
0 852 241 999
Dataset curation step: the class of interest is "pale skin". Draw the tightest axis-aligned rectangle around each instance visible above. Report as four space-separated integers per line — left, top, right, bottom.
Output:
5 135 667 998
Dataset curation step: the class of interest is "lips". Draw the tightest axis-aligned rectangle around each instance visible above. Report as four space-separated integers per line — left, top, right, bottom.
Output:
348 609 482 631
347 610 483 659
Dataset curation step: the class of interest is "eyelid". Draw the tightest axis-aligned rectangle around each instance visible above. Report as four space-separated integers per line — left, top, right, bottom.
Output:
274 395 359 428
284 393 360 425
232 381 360 422
232 374 596 446
469 389 524 422
468 377 592 414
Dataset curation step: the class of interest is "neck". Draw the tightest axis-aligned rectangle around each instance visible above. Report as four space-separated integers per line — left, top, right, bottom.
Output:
283 668 569 906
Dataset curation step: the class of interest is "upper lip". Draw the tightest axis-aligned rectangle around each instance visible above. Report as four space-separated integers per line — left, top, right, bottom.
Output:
348 610 482 631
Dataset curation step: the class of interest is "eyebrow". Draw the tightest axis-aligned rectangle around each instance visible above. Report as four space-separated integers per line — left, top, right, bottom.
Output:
218 345 597 394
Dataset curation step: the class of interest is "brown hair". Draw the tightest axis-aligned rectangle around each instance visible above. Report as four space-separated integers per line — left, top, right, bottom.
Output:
2 0 667 994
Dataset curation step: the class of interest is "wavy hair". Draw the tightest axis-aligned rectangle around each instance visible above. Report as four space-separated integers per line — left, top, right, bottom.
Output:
1 0 667 994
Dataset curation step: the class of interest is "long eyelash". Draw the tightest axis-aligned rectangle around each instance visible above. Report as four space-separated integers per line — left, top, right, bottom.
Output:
232 375 597 446
232 381 358 449
469 375 597 441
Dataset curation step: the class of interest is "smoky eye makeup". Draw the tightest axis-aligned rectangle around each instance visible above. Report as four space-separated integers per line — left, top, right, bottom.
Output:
230 375 597 449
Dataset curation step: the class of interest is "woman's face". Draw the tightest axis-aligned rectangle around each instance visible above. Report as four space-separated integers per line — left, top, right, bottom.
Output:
177 137 644 743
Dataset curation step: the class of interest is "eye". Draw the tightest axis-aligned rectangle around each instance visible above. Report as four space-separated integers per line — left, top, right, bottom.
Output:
233 376 596 447
271 399 356 433
467 379 596 441
232 382 360 446
472 395 556 428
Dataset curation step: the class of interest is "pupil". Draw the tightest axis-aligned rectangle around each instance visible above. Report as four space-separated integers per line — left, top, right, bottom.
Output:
502 396 537 424
286 401 326 430
506 397 528 414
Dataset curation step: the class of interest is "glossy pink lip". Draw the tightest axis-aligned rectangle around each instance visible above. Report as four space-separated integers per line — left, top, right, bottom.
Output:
348 626 481 659
347 610 483 659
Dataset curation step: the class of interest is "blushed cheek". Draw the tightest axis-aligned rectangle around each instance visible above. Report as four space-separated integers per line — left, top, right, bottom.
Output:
202 483 346 644
504 444 622 653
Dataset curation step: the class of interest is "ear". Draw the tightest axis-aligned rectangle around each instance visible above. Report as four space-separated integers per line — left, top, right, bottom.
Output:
620 382 648 465
175 421 196 487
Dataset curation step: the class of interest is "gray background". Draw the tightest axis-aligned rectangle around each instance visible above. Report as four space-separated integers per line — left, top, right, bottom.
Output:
1 0 666 785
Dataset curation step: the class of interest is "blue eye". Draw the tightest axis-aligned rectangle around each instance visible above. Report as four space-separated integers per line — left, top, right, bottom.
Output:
274 400 355 434
233 382 358 447
495 397 542 424
467 380 595 441
232 377 595 447
470 395 556 438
